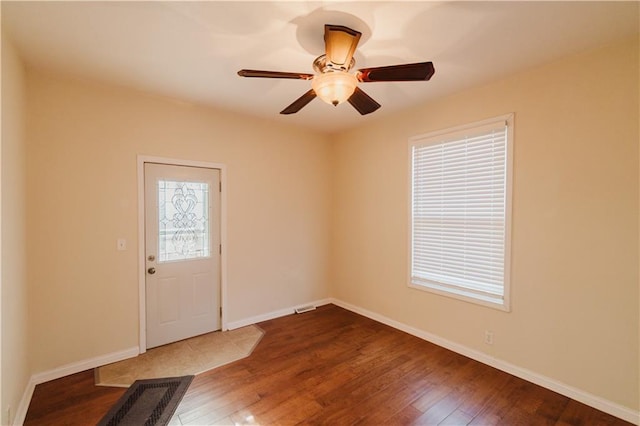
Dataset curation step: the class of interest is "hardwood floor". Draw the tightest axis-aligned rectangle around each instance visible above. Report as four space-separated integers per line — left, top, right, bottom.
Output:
24 304 631 425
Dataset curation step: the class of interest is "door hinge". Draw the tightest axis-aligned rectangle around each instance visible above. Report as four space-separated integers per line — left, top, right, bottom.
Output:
220 306 223 317
219 244 222 255
219 181 222 192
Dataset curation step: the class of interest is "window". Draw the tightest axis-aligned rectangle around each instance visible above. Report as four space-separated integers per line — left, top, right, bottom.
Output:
157 180 211 262
409 114 513 310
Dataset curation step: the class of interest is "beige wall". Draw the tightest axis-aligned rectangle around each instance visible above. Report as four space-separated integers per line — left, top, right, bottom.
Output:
1 35 30 424
4 32 637 420
25 70 332 373
331 38 639 411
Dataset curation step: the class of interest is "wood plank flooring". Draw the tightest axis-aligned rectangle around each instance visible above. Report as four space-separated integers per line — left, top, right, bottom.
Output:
24 304 632 425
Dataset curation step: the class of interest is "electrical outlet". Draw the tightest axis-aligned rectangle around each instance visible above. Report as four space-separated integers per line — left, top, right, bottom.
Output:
484 330 494 345
117 238 127 251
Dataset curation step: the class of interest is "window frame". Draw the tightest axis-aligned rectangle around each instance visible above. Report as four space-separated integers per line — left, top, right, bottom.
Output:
408 114 514 311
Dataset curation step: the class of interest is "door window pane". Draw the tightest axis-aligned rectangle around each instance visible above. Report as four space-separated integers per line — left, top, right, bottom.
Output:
158 180 210 262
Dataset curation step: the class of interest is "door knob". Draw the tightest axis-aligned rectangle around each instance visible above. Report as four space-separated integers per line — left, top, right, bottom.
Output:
148 267 156 275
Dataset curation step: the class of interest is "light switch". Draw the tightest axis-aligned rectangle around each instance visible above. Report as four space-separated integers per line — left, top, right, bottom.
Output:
117 238 127 251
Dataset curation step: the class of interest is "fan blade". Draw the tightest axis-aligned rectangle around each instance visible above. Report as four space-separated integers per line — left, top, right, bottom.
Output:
347 87 381 115
280 90 317 115
238 69 314 80
357 62 435 82
324 25 361 69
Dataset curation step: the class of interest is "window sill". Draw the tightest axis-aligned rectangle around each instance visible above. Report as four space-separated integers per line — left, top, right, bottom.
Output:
408 281 511 312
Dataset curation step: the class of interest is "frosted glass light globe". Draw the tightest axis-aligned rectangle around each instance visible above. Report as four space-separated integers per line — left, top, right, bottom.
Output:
311 71 358 106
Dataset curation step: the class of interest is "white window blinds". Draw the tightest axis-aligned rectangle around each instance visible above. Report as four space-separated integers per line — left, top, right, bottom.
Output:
410 115 513 309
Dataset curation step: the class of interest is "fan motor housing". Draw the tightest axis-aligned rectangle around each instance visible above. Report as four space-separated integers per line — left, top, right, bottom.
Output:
313 54 356 73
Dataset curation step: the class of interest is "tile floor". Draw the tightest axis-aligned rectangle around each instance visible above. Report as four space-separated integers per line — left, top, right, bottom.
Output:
95 325 264 387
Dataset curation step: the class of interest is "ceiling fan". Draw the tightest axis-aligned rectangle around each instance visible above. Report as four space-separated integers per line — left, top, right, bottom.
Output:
237 24 435 115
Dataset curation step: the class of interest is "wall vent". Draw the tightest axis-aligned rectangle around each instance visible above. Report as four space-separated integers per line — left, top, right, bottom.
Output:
295 305 316 314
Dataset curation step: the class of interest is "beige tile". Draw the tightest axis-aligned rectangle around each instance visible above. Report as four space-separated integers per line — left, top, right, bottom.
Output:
194 345 244 371
233 335 263 353
187 334 232 353
168 414 183 426
96 325 263 387
228 325 264 342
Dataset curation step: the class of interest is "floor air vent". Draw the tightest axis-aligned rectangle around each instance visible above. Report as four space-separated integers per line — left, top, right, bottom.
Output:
295 305 316 314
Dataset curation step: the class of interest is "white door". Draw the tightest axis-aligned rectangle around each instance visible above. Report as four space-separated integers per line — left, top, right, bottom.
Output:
144 163 221 349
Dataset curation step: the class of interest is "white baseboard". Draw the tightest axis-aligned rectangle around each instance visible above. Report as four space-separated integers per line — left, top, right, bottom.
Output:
330 298 639 425
14 297 333 424
14 346 139 425
13 381 35 426
226 298 332 330
13 300 639 425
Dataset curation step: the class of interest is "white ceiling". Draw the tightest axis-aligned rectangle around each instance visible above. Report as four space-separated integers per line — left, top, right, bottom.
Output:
2 1 638 134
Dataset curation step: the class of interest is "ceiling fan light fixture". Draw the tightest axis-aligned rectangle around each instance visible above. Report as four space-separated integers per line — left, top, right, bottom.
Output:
237 24 434 115
311 71 357 106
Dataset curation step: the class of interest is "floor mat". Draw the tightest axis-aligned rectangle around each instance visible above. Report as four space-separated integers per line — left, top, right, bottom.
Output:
97 375 193 426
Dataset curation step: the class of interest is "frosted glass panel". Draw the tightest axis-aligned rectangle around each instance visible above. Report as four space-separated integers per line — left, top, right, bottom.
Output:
158 180 210 262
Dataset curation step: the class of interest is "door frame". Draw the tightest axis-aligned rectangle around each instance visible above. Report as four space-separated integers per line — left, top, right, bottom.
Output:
137 155 228 353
